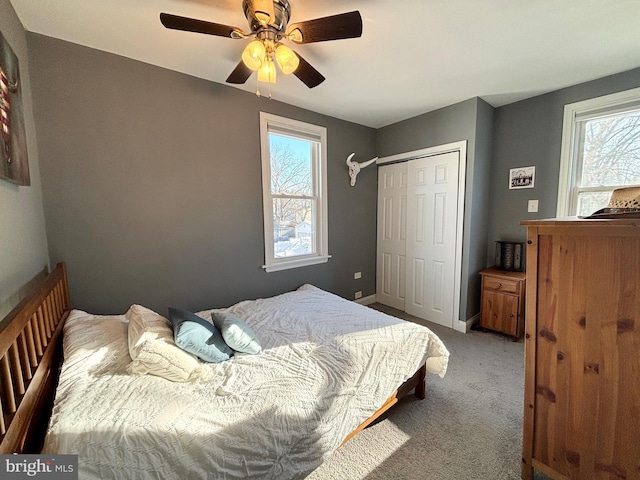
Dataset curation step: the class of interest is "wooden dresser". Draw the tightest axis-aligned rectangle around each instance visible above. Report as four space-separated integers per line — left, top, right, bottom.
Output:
520 218 640 480
479 267 526 341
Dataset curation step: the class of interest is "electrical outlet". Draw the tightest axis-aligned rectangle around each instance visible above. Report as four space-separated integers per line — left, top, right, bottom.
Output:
528 199 539 213
354 271 362 279
355 291 362 299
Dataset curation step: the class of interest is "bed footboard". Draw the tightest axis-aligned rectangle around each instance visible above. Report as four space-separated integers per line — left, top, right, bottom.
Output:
0 263 70 454
342 363 426 444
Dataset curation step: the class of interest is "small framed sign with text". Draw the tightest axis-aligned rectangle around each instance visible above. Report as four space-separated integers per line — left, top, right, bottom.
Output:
509 166 535 189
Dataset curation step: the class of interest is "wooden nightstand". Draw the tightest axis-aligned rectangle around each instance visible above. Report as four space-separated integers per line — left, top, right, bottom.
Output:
479 267 526 341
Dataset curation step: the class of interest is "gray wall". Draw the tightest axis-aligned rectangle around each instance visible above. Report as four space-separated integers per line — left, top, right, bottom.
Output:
29 34 377 315
469 99 494 317
12 22 640 323
488 67 640 257
0 0 49 320
376 97 494 321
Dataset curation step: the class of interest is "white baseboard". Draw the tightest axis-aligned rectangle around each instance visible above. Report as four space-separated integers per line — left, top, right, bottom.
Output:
363 292 479 334
456 312 480 333
355 294 377 305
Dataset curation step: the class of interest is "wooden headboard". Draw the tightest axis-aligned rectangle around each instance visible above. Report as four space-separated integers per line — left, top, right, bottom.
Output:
0 262 69 454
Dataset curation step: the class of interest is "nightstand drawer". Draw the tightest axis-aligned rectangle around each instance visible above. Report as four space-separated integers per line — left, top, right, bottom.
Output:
483 276 520 294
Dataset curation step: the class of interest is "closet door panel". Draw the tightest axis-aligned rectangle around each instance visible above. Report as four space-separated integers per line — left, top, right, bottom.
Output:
405 152 459 327
376 163 407 310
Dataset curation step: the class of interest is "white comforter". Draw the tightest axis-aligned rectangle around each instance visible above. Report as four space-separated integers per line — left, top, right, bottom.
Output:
43 285 449 479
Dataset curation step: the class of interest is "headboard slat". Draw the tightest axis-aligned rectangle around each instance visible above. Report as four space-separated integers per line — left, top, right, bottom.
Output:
30 316 43 358
0 393 5 435
43 304 52 342
52 289 60 320
0 354 17 413
17 334 32 382
46 295 55 332
24 323 37 368
36 307 48 348
9 343 25 396
57 284 65 317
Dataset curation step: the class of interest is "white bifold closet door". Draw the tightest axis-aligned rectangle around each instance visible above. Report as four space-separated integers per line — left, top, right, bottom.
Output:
376 151 460 328
376 162 408 310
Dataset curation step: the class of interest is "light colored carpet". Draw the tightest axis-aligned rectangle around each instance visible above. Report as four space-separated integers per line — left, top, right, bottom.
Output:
307 304 542 480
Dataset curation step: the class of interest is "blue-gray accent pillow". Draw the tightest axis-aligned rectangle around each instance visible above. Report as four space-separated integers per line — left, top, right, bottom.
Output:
211 312 262 354
168 307 233 363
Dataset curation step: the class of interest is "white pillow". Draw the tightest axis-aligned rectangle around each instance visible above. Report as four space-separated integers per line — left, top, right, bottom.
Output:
126 304 211 382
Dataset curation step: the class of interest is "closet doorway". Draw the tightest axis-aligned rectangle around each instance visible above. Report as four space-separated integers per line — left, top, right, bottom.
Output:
376 142 466 329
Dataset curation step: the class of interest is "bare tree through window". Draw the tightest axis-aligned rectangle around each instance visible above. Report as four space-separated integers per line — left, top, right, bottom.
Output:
269 134 316 257
576 109 640 215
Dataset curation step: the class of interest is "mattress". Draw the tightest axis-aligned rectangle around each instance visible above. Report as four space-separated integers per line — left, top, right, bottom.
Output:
43 284 449 479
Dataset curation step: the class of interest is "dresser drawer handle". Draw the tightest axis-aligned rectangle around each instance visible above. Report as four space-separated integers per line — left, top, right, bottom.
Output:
498 283 503 288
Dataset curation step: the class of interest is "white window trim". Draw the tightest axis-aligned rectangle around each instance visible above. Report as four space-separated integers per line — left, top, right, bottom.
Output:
557 86 640 217
259 112 330 273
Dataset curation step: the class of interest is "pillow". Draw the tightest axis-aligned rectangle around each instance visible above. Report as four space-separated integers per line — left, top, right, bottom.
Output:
167 307 233 363
211 311 262 354
126 304 211 382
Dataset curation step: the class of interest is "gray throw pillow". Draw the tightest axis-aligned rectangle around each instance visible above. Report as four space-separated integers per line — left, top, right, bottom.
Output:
168 307 233 363
211 312 262 354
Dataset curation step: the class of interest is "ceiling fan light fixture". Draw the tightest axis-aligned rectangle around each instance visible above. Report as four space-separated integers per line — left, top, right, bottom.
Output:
275 43 299 74
257 57 277 83
241 39 266 71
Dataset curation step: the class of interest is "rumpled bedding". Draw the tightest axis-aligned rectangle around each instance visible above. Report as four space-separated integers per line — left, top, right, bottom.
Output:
42 284 449 479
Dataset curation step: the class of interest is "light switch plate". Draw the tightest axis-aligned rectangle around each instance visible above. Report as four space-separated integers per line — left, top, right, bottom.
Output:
528 199 539 213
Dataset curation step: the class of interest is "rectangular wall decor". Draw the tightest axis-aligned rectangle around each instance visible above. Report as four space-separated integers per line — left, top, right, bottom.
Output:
0 30 29 186
509 166 534 190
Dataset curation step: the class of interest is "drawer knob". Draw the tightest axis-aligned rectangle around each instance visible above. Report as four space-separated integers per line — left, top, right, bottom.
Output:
498 283 503 288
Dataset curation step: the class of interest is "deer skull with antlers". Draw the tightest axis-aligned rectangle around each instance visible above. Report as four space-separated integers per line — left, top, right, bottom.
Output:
346 153 378 186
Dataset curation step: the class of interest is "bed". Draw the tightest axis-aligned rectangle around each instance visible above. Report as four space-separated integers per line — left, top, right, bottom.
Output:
0 263 449 479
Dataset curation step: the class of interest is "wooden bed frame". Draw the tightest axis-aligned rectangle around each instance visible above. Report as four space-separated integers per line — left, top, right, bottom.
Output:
0 262 69 454
0 261 425 454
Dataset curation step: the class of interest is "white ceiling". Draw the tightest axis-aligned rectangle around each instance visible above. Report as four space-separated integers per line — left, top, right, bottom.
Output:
9 0 640 128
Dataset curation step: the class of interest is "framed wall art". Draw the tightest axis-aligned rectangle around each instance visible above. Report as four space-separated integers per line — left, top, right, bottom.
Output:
509 166 535 190
1 30 29 186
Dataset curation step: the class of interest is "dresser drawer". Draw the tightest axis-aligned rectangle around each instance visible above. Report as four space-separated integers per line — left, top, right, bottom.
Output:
483 276 520 294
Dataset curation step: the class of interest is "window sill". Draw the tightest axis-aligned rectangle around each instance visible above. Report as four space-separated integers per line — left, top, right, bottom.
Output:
262 255 331 273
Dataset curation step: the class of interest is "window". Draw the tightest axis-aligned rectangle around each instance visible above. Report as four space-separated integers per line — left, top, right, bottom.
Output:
259 112 329 272
557 87 640 217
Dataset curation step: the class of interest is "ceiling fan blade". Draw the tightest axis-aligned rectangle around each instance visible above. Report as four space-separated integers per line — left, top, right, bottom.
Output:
292 53 325 88
160 13 241 38
226 61 253 84
287 11 362 44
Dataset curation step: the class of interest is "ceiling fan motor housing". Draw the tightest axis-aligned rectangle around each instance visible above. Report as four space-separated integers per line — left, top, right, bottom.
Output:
242 0 291 34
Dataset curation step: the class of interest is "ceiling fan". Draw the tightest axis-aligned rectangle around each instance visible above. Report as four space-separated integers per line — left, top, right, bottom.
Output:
160 0 363 90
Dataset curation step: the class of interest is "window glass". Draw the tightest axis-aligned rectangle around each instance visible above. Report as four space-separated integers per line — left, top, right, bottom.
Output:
273 198 315 258
573 109 640 216
581 110 640 187
557 88 640 217
269 133 313 196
